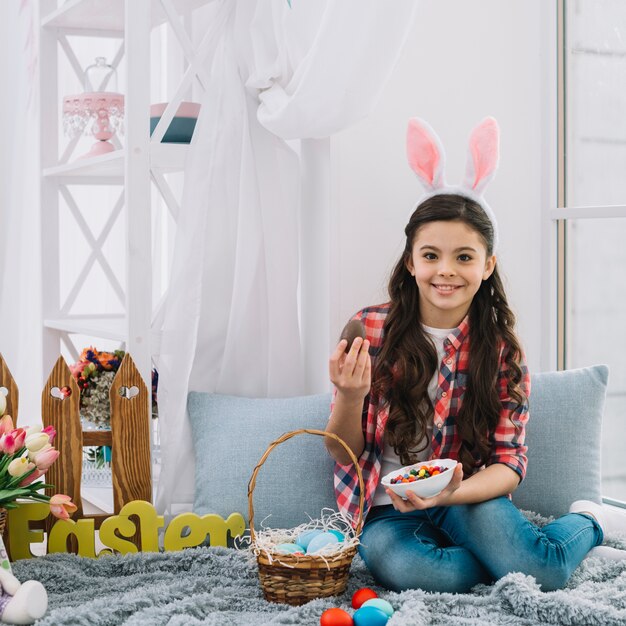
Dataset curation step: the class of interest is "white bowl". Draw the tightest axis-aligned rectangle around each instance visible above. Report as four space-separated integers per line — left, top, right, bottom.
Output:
380 458 458 498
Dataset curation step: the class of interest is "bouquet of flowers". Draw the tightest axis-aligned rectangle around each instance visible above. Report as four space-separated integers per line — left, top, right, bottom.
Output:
70 347 158 429
0 395 76 520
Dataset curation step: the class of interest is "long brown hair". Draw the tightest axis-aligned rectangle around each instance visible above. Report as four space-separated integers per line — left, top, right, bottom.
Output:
372 194 526 474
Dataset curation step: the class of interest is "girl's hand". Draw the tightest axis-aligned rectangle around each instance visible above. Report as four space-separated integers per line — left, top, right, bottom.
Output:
329 337 371 404
385 463 464 512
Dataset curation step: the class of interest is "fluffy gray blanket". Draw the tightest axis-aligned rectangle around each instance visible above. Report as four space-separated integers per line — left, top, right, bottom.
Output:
11 512 626 626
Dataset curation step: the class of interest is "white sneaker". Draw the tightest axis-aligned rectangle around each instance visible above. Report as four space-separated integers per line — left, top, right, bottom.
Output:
569 500 626 536
585 545 626 561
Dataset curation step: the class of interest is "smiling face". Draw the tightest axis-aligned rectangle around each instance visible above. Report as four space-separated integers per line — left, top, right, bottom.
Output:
405 219 496 328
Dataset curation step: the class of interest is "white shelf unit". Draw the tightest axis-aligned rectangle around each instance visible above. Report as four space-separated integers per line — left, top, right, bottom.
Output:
39 0 207 510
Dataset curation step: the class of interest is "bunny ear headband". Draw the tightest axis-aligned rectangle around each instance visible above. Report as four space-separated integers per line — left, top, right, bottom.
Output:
406 116 500 252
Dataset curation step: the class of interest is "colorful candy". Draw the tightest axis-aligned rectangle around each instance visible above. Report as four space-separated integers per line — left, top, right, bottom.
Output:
389 464 449 484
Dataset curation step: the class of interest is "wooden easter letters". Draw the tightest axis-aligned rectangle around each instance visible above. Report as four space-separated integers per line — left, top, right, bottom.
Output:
8 500 246 559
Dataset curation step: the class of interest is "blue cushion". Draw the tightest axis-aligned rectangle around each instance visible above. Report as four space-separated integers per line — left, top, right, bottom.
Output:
189 365 608 530
188 392 335 529
513 365 608 518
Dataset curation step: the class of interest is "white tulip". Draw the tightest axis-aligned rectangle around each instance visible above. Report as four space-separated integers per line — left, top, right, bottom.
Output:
25 432 50 453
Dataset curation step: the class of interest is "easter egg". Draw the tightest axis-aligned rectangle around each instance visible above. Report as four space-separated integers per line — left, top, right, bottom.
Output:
351 587 378 609
353 605 389 626
361 598 394 617
274 543 303 554
320 607 354 626
296 529 324 550
340 319 366 352
328 529 345 542
307 532 339 554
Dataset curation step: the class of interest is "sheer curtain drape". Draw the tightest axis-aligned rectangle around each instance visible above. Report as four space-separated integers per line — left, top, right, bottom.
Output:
155 0 418 513
0 1 41 423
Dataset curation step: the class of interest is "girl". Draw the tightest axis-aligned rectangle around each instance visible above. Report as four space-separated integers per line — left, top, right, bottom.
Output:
325 117 626 594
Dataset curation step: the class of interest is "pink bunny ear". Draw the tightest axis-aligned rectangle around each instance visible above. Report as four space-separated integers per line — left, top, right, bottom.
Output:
463 117 500 195
406 118 445 191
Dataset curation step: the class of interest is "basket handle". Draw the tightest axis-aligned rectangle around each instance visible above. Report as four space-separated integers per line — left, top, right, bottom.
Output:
247 428 365 543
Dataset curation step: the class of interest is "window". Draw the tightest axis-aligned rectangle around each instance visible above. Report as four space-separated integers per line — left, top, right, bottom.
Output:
558 0 626 503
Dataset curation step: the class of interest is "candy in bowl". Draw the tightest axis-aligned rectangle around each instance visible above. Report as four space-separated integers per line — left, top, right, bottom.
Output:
381 458 458 498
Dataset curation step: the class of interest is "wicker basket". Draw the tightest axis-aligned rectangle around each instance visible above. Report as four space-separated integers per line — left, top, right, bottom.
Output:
247 428 365 606
0 508 6 536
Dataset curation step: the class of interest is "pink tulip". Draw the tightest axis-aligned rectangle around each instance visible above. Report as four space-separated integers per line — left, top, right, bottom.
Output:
19 468 44 487
0 434 14 454
49 494 77 520
32 447 59 471
0 414 14 436
42 425 56 444
12 428 26 450
0 428 25 455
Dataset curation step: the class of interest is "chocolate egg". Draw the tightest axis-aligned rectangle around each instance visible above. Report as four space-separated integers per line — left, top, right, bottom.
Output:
339 319 366 353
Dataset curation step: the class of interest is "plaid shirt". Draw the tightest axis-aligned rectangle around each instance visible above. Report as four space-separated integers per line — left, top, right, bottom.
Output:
332 303 531 526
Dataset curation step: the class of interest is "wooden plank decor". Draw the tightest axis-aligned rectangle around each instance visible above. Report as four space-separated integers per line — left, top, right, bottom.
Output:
0 353 19 423
109 353 151 514
0 352 153 556
41 356 83 519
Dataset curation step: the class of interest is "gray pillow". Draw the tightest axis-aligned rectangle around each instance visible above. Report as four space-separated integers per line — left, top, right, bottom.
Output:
513 365 608 518
188 365 608 531
188 392 335 530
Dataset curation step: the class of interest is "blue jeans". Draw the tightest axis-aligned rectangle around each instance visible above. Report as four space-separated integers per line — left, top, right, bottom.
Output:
359 497 603 593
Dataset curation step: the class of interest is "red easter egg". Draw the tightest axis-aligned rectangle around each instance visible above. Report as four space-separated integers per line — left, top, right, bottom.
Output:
351 587 378 609
320 607 354 626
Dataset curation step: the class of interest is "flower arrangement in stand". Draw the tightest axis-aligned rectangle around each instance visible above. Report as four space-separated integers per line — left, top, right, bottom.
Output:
70 347 123 429
70 347 158 429
0 393 76 522
70 347 158 484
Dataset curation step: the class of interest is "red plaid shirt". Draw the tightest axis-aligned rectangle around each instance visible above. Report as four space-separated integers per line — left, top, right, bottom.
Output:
332 303 531 526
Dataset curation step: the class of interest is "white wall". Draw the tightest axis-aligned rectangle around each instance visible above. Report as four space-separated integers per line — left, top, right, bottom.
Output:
329 0 554 374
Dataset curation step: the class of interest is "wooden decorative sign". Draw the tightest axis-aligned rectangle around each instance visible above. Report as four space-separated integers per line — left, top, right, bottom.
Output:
0 352 155 557
0 353 238 561
0 353 19 423
7 501 246 559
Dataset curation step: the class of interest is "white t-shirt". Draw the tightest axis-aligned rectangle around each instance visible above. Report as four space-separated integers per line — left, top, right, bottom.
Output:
372 324 455 506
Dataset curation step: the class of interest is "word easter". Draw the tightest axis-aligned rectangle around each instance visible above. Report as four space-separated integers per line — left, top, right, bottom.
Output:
7 500 246 559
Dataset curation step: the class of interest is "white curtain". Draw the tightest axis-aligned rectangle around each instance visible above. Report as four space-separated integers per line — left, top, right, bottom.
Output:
155 0 418 513
0 1 41 423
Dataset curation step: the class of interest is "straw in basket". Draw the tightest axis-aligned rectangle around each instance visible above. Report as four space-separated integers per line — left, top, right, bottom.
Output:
247 429 365 606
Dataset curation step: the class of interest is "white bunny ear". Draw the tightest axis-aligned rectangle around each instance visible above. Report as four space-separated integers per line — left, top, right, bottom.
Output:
406 118 445 191
463 117 499 195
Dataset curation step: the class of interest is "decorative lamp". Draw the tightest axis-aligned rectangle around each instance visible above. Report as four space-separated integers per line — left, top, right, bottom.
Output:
62 57 124 159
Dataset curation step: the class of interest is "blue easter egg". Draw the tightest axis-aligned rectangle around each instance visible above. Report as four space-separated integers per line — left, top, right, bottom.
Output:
361 598 394 617
328 529 345 542
353 605 389 626
274 543 303 554
306 531 339 554
296 529 323 550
